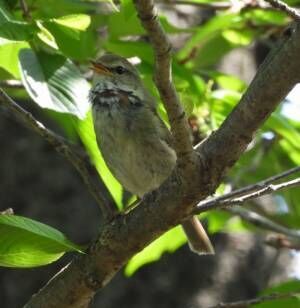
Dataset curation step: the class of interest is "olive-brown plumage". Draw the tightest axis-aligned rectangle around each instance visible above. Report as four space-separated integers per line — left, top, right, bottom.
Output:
90 53 214 255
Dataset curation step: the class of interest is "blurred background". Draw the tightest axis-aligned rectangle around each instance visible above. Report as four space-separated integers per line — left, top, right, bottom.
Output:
1 0 300 307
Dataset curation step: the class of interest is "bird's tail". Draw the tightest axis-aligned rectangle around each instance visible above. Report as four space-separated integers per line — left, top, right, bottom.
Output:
181 216 215 255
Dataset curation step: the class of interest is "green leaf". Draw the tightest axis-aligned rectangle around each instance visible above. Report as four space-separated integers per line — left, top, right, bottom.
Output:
201 70 246 92
3 0 18 10
0 214 83 268
192 29 255 68
19 48 90 119
210 89 242 128
0 3 36 41
266 113 300 154
0 38 29 78
25 0 96 18
243 9 288 26
108 1 186 39
125 226 187 276
207 210 250 234
207 211 231 233
42 14 96 60
256 280 300 308
178 13 242 60
107 5 144 39
76 111 123 209
104 40 154 63
36 20 59 50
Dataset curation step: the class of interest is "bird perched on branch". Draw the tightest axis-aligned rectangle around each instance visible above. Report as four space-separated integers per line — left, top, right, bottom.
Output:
89 53 214 255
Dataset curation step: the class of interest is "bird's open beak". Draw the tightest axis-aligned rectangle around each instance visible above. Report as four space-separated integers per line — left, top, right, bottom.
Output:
90 61 112 76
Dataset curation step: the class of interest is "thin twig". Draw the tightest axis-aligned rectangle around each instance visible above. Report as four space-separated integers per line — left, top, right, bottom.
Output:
264 0 300 20
19 0 31 19
0 80 24 89
194 166 300 213
133 0 197 169
195 177 300 213
225 178 300 205
157 0 298 14
0 208 14 215
0 88 117 220
23 10 300 308
157 0 231 10
226 207 300 239
229 166 300 200
265 234 300 250
209 292 300 308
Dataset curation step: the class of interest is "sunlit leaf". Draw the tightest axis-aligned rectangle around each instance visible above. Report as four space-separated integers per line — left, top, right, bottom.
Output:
0 38 29 78
0 3 36 40
125 226 187 276
178 13 242 60
76 111 123 209
19 48 90 119
243 9 288 26
256 280 300 308
200 70 246 92
0 214 83 268
42 14 96 59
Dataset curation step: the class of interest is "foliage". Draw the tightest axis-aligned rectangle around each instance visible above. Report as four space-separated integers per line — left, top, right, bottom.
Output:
0 214 83 267
255 279 300 307
0 1 300 300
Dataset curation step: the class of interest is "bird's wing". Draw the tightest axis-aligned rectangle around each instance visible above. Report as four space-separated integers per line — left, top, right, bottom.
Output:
150 107 174 148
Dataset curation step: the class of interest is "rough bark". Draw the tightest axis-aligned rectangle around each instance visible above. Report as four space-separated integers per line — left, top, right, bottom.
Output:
22 21 300 308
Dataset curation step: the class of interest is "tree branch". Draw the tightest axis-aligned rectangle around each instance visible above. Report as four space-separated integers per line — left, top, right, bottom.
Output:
133 0 198 174
19 0 31 20
266 234 300 250
23 15 300 308
195 176 300 213
226 207 300 239
195 21 300 187
0 89 117 221
209 292 300 308
157 0 231 10
157 0 300 15
264 0 300 20
195 166 300 213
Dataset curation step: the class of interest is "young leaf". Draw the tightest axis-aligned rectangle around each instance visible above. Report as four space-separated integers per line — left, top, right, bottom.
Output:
125 226 187 276
19 48 90 119
256 280 300 308
0 3 36 41
0 214 83 268
0 38 29 78
42 14 96 60
76 111 123 209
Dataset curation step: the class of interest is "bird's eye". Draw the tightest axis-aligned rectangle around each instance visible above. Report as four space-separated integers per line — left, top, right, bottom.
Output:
115 66 126 74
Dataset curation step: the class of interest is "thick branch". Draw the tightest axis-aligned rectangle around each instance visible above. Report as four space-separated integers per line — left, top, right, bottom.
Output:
196 21 300 185
133 0 197 171
0 89 117 220
24 18 300 308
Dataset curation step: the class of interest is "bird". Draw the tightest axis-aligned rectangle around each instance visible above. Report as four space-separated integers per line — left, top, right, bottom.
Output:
89 53 214 255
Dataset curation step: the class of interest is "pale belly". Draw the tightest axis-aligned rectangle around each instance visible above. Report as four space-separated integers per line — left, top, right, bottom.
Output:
93 107 176 197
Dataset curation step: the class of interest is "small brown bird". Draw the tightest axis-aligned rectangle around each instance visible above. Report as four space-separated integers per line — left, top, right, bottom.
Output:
89 53 214 255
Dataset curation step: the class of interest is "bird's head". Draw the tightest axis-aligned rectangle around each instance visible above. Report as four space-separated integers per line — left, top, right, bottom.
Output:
90 53 142 91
